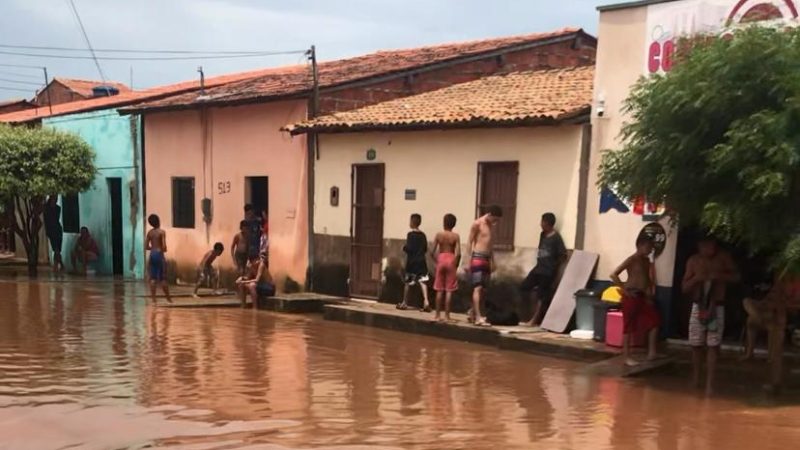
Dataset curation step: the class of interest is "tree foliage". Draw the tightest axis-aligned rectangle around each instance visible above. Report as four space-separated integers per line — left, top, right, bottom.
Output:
0 124 95 274
599 27 800 275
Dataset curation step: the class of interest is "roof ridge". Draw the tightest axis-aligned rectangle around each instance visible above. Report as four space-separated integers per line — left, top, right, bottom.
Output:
365 27 583 56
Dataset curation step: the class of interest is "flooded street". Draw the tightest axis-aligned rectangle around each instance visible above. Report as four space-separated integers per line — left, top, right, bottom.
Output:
1 278 800 450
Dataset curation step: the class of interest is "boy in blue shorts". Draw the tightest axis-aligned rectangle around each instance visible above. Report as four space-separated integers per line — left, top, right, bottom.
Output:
146 214 171 304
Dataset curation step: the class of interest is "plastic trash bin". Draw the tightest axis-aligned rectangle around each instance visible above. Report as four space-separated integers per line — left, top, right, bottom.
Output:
592 300 618 342
574 289 600 332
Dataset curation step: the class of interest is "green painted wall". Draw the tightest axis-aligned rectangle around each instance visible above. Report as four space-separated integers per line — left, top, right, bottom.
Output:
44 109 144 278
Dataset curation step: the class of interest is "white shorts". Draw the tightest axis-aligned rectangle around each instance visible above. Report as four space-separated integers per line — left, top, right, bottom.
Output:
689 303 724 347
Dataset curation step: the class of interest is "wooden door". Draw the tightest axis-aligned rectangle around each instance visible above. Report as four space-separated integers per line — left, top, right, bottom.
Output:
477 162 519 250
350 164 384 298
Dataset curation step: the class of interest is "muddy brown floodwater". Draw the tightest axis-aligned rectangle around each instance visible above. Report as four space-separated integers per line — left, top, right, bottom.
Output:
1 278 800 450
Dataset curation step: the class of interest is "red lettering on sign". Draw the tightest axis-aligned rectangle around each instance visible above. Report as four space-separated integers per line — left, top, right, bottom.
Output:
662 40 675 72
648 41 661 73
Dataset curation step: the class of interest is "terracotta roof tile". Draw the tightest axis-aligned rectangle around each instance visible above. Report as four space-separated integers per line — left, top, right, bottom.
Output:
286 65 595 133
124 28 588 113
53 78 131 97
0 66 291 124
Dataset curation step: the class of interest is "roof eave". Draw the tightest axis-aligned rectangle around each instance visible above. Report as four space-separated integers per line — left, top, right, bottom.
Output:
597 0 677 12
120 90 311 115
288 108 591 135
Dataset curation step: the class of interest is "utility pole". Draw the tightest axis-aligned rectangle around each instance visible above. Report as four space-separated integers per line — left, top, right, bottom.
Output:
197 66 205 94
42 67 52 114
305 45 320 292
309 45 320 118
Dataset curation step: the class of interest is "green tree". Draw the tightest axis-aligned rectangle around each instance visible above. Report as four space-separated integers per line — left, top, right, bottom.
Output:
0 124 95 276
599 26 800 275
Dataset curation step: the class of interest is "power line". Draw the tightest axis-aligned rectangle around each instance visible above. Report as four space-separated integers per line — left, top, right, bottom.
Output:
0 43 276 55
0 71 43 80
0 63 44 70
0 85 35 93
0 49 306 61
66 0 107 82
0 78 42 86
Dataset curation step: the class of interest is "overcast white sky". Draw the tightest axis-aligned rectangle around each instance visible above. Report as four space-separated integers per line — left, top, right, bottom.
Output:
0 0 604 101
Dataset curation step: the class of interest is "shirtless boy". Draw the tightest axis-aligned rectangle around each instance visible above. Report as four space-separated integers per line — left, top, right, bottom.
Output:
610 235 660 366
194 242 224 296
466 205 502 326
237 252 275 308
231 221 249 276
145 214 171 304
682 236 739 394
432 214 461 322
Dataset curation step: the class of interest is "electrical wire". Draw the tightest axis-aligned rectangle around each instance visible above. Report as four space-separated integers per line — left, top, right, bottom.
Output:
0 43 277 55
0 78 42 86
0 49 306 61
0 85 35 93
66 0 107 82
0 70 43 80
0 63 44 70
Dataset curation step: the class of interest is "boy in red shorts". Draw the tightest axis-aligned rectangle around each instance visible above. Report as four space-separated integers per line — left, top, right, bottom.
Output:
432 214 461 322
610 235 661 366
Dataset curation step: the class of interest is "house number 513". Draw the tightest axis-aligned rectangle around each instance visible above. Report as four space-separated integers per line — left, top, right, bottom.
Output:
217 181 231 194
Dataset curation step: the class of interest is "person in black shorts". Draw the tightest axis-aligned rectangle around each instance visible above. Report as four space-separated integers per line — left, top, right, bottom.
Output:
397 213 431 312
43 196 64 272
521 212 566 326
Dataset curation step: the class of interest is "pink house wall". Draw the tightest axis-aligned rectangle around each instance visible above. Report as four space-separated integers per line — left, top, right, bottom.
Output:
144 100 309 289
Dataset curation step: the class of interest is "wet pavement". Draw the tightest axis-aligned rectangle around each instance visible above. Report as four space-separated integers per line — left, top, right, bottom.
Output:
2 276 800 449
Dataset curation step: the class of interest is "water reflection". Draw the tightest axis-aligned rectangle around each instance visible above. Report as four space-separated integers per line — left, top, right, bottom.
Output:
1 279 800 449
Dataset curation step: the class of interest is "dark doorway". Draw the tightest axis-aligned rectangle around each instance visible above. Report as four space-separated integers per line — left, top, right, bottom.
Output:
108 178 124 276
245 177 269 217
350 164 384 298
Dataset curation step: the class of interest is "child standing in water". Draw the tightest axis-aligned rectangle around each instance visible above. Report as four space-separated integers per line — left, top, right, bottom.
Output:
610 235 661 366
145 214 171 304
432 214 460 322
397 213 431 312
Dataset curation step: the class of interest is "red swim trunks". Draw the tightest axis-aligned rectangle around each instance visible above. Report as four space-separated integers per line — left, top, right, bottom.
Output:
621 290 660 335
434 252 458 292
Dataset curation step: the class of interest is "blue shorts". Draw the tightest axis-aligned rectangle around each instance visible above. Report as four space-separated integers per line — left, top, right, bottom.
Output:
256 281 275 297
149 250 166 282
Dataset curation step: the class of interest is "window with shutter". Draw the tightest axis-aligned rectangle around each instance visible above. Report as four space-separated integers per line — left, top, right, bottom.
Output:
477 162 518 250
171 177 195 229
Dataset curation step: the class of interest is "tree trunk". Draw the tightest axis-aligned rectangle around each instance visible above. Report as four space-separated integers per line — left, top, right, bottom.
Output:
26 237 38 277
11 196 43 278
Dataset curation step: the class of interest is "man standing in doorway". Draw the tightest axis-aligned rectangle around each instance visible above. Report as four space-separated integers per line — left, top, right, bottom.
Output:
44 196 64 273
466 205 502 327
521 212 567 327
243 204 262 261
682 235 739 395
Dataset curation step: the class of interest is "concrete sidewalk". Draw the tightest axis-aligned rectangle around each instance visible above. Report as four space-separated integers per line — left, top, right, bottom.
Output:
324 301 620 362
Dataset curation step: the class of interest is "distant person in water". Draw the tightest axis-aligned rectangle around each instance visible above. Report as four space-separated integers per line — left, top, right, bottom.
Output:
194 242 224 297
43 195 64 272
682 235 739 395
432 213 461 322
145 214 171 304
71 226 99 275
610 235 661 367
